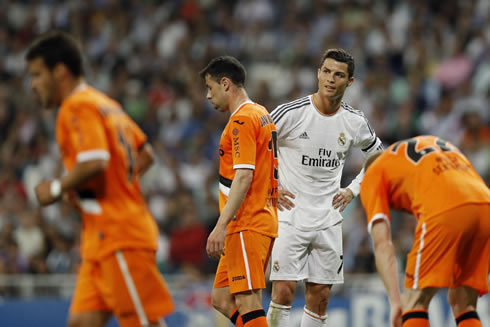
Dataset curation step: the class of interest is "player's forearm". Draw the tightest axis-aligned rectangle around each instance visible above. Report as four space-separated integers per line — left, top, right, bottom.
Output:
346 168 364 196
374 240 402 305
217 169 253 227
135 143 154 176
60 159 108 192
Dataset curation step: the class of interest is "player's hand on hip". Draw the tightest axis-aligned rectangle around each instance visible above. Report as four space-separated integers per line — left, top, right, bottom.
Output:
278 187 295 211
390 303 402 327
332 188 354 212
35 180 61 206
206 222 227 259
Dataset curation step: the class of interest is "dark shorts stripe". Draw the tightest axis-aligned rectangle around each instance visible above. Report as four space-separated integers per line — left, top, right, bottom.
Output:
219 174 233 188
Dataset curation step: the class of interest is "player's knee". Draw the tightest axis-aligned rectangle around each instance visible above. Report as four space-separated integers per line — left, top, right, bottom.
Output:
211 291 230 313
235 291 262 313
306 285 331 302
272 282 296 305
402 288 437 310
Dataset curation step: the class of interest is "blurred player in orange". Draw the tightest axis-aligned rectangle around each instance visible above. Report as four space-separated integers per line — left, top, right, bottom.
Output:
360 135 490 327
200 56 278 327
25 31 174 327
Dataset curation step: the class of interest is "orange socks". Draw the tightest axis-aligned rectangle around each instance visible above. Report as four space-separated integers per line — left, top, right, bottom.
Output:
242 309 267 326
455 311 482 327
402 309 429 327
229 308 243 327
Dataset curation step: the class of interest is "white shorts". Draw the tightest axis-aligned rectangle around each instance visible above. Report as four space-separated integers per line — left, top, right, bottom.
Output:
269 221 343 284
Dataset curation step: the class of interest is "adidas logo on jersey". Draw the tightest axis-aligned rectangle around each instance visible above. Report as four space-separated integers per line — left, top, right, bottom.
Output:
299 132 309 139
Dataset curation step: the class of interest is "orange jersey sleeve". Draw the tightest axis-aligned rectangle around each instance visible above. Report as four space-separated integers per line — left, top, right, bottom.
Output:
56 85 158 260
218 103 278 237
360 135 490 232
56 99 110 170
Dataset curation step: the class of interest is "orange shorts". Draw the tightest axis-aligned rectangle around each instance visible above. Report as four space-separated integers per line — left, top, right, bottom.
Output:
405 203 490 295
70 249 174 327
214 230 274 294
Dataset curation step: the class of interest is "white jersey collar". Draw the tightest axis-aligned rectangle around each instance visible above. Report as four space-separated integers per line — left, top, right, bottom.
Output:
231 100 254 117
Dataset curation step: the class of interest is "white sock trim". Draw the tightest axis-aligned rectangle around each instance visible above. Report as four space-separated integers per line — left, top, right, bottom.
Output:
304 306 328 321
270 301 292 310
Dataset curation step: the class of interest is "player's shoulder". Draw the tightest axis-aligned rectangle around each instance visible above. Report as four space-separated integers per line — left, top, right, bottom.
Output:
235 102 271 121
339 101 366 119
62 86 105 110
62 86 122 116
271 95 311 123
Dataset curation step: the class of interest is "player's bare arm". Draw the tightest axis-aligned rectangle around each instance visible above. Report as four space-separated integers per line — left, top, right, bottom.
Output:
278 187 295 211
206 168 253 259
35 158 108 206
135 143 155 176
332 187 354 212
371 220 402 327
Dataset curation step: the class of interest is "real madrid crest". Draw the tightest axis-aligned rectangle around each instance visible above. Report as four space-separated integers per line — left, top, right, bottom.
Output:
273 260 280 272
338 132 346 146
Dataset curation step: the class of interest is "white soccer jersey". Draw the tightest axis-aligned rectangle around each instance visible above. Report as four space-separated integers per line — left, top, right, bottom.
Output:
271 95 383 231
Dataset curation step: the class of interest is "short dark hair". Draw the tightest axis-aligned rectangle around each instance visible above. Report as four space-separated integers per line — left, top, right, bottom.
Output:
199 56 246 87
319 48 355 78
25 31 83 77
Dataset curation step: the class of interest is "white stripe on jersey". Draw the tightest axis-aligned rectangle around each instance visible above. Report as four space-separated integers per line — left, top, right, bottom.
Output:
413 222 426 289
271 96 310 123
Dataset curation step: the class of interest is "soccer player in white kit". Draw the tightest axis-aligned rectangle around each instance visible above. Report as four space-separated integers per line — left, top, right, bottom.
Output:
266 49 383 327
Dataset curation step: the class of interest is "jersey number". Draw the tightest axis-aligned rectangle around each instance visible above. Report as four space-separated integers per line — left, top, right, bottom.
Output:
390 137 453 164
268 131 279 179
117 125 135 181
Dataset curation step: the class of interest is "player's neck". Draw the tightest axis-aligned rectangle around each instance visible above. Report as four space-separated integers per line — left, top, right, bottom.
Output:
312 92 342 115
228 88 250 115
59 77 86 102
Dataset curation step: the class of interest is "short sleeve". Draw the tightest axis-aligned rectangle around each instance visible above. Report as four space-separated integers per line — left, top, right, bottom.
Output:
360 165 391 234
355 116 383 154
228 114 257 170
270 103 300 140
63 103 110 162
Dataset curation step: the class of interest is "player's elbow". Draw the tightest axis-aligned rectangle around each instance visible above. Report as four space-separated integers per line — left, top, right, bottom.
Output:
142 144 155 166
373 238 393 254
136 143 155 175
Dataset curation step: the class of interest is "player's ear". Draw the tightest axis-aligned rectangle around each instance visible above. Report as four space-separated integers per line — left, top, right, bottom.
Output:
53 63 66 81
347 76 354 87
221 77 230 91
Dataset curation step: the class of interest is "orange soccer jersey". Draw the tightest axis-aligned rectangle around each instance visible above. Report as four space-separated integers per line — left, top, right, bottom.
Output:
360 135 490 231
56 84 158 260
218 101 278 237
360 136 490 292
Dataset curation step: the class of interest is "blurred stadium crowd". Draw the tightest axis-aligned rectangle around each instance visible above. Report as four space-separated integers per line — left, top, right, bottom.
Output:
0 0 488 287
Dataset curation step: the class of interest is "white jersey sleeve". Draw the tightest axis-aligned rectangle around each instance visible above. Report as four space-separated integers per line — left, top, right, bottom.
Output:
346 108 384 196
271 96 310 141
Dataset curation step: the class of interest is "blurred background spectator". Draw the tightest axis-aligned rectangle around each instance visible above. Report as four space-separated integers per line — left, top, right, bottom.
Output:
0 0 488 284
